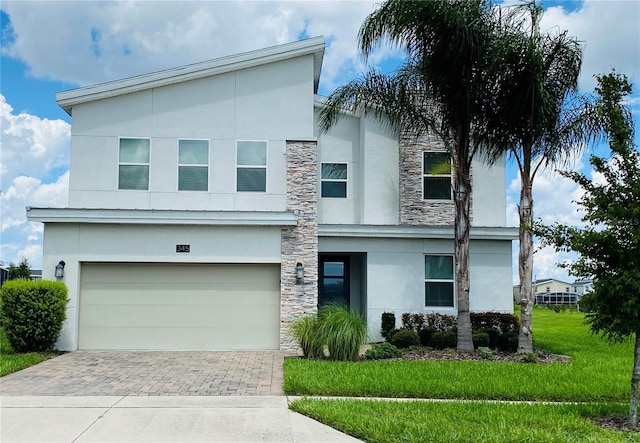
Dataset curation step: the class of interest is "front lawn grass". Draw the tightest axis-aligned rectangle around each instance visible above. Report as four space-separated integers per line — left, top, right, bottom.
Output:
0 327 58 377
285 307 637 441
283 307 633 402
289 399 636 443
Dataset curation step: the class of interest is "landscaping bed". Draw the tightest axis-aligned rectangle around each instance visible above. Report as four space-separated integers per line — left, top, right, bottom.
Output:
399 347 571 364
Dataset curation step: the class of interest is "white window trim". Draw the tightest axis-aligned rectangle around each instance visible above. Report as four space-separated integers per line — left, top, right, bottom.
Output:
320 162 348 199
422 151 453 201
424 254 456 309
236 140 268 193
177 139 209 192
118 137 151 191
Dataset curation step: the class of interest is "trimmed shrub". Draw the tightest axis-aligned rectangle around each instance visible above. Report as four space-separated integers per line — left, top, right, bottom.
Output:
430 330 457 350
480 328 499 349
0 280 68 352
389 329 420 349
425 313 457 332
496 331 519 352
380 312 396 340
470 312 519 334
364 342 402 360
472 331 490 348
289 315 324 359
317 304 368 361
418 328 436 346
401 313 426 332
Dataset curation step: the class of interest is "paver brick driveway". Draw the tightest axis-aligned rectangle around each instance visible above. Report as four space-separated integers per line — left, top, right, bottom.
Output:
0 351 290 396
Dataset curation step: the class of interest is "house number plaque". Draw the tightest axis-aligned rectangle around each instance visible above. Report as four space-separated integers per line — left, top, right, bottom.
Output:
176 244 190 253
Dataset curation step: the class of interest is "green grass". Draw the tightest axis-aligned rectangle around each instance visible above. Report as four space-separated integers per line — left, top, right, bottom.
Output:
0 327 58 377
289 399 638 443
285 307 638 442
284 307 633 401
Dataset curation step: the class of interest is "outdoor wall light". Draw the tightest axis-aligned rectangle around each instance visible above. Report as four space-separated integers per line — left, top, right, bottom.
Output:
295 262 304 285
55 261 65 278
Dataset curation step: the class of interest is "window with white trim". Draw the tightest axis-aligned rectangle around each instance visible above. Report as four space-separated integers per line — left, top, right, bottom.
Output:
425 255 455 307
119 138 150 190
423 152 452 200
178 140 209 191
237 141 267 192
321 163 347 198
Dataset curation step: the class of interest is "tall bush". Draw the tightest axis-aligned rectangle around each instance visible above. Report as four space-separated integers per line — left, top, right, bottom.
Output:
0 280 68 352
317 304 368 361
380 312 396 340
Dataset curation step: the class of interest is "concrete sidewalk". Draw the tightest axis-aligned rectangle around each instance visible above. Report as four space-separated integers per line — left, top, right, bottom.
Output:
0 396 362 443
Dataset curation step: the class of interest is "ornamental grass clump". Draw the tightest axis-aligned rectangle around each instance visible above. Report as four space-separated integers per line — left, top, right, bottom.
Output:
289 315 324 359
317 304 368 361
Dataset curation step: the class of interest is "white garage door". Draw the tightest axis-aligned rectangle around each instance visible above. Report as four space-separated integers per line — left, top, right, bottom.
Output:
79 263 281 350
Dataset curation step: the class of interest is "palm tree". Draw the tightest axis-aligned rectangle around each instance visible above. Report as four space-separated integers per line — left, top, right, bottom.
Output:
484 2 592 353
319 0 509 352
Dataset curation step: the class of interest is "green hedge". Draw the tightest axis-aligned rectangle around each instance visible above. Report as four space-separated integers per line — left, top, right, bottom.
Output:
0 280 68 352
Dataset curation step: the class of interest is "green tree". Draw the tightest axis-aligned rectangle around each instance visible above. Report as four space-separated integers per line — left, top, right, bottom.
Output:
536 72 639 428
8 258 32 281
319 0 511 352
485 2 594 353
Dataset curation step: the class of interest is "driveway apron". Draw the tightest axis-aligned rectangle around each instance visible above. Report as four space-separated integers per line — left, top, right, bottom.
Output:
0 351 288 396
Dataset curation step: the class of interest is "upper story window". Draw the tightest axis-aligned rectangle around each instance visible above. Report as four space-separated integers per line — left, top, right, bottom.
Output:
119 138 150 190
178 140 209 191
321 163 347 198
237 141 267 192
425 255 455 307
423 152 452 200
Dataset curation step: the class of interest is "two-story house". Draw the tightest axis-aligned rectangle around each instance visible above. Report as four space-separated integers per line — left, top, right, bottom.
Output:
27 37 516 351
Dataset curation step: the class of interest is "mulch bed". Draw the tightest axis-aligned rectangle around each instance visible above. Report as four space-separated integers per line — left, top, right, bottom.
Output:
399 348 571 363
592 416 639 434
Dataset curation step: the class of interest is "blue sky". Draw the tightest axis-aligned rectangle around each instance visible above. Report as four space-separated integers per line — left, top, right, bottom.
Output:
1 0 639 284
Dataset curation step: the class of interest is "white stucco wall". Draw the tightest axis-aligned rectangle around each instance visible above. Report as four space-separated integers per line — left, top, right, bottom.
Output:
68 55 315 212
319 236 513 342
42 223 283 350
471 156 507 227
316 110 399 225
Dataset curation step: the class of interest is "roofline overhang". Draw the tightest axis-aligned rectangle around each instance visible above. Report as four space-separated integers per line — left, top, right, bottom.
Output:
319 224 518 241
26 207 298 226
57 36 325 115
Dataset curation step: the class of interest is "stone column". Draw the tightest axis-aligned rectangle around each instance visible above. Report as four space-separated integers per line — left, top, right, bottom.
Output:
280 140 318 351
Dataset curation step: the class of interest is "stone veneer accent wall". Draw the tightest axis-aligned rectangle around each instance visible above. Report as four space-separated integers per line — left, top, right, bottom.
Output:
280 140 319 351
399 133 472 225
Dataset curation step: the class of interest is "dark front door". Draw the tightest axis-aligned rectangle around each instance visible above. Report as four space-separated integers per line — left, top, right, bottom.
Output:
319 256 350 307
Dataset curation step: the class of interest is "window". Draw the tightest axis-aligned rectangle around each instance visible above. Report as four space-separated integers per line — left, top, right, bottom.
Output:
423 152 452 200
178 140 209 191
425 255 454 307
237 141 266 192
119 138 150 190
321 163 347 198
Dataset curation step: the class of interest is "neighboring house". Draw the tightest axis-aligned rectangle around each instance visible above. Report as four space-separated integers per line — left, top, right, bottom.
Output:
572 278 593 297
0 266 41 285
30 269 42 282
27 37 517 351
0 266 7 287
531 277 592 305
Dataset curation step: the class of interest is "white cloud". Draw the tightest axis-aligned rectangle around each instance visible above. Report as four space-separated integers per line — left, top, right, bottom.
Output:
0 0 385 94
0 94 70 269
0 94 70 188
540 0 640 93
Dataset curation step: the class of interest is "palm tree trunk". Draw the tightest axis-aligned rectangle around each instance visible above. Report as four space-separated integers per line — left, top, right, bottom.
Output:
517 175 534 353
455 168 474 353
630 330 640 428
